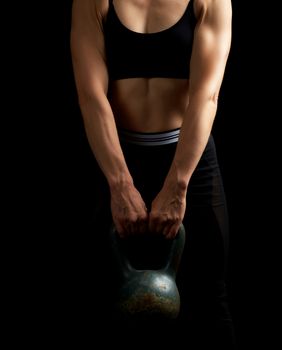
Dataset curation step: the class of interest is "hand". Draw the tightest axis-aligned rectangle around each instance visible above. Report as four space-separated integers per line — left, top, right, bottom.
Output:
110 182 148 238
149 181 187 239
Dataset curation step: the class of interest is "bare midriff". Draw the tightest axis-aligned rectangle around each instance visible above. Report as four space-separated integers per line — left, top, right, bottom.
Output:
109 78 190 132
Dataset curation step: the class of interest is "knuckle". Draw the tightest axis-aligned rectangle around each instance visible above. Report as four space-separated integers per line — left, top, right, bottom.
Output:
166 217 174 224
131 217 139 225
140 211 148 219
150 210 158 218
126 214 137 224
172 215 180 223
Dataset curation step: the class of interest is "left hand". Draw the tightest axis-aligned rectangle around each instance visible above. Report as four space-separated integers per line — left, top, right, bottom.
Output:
149 181 187 239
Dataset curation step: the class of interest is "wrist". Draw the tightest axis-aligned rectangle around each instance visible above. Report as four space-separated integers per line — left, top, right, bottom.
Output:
165 164 191 193
163 177 188 197
108 174 134 193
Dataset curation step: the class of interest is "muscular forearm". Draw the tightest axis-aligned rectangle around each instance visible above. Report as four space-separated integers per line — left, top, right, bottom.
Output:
166 92 218 188
79 96 149 236
148 92 218 238
79 96 133 188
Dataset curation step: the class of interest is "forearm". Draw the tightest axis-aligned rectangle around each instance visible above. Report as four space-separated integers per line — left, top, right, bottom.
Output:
79 96 133 188
166 92 217 188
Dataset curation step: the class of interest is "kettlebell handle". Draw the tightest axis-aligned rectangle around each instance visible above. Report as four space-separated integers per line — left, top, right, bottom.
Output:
109 223 186 279
109 224 133 279
164 223 186 278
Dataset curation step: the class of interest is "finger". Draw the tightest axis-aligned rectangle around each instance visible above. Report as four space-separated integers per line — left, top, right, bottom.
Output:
127 214 139 235
150 214 169 235
119 217 134 237
149 218 163 235
166 222 181 240
135 210 149 235
156 221 167 236
138 219 148 235
126 221 136 236
163 222 174 238
148 213 157 233
115 221 126 238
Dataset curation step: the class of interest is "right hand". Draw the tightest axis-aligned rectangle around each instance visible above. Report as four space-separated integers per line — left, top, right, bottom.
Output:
110 182 148 238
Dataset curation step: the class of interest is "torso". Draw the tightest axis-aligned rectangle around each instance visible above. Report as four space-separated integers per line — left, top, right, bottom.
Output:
102 0 197 132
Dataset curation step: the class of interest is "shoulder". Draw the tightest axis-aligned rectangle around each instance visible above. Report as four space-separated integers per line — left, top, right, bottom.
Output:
193 0 232 17
72 0 109 18
193 0 232 23
72 0 110 28
94 0 110 19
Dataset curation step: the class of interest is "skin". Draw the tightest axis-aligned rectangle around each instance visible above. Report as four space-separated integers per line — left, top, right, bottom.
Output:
70 0 232 239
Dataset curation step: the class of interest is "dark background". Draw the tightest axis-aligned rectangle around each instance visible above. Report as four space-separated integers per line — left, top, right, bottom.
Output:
12 0 277 348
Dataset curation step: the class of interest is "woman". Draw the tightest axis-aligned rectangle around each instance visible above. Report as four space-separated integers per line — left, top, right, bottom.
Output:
71 0 236 348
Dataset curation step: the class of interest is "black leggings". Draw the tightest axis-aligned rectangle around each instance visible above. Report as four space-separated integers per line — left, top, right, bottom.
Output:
81 134 236 348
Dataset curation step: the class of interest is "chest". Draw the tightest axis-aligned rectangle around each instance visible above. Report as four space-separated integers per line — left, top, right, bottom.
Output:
104 0 196 80
112 0 193 34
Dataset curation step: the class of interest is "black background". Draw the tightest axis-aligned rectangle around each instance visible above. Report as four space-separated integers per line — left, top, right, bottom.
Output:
10 0 277 348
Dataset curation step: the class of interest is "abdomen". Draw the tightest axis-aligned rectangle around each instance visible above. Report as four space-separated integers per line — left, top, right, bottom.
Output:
109 78 190 132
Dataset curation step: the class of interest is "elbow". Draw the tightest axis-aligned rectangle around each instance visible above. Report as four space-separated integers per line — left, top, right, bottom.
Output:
189 88 220 109
76 84 98 106
209 91 219 106
77 88 106 111
77 89 110 121
77 90 97 108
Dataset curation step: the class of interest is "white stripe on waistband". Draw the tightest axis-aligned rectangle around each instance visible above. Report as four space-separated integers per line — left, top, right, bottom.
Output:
118 128 180 146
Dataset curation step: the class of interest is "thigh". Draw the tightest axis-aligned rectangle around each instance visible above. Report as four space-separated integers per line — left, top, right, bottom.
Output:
174 140 236 348
178 137 231 314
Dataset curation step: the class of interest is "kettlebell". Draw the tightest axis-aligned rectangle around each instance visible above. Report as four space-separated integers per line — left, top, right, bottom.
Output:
110 224 186 320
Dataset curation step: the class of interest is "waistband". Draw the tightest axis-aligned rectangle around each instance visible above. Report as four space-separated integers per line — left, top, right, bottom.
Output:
118 128 180 146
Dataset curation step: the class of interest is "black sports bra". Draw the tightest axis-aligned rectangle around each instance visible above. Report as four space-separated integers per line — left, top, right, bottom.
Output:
103 0 196 80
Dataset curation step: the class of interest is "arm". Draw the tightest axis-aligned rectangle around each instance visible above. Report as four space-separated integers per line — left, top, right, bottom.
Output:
149 0 232 238
71 0 148 236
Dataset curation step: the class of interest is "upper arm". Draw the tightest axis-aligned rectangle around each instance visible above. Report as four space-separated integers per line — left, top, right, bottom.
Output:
189 0 232 99
70 0 108 102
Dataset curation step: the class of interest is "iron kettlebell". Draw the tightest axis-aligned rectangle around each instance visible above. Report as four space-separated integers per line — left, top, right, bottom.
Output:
109 224 186 320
